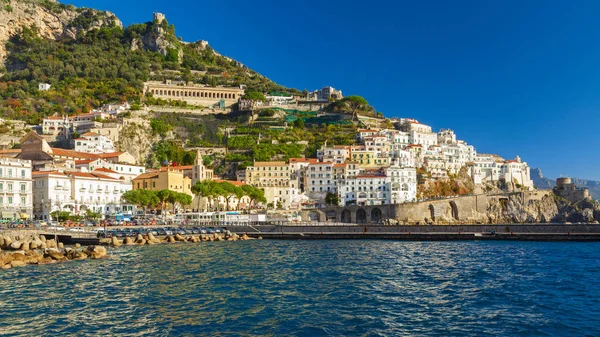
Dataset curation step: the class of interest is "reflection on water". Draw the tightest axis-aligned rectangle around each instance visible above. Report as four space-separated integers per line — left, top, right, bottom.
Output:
1 241 600 336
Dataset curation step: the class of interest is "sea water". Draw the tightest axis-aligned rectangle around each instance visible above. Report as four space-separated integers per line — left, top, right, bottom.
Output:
1 240 599 336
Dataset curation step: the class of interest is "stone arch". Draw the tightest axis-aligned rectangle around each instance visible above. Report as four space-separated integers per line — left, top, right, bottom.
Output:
450 201 459 220
341 209 351 223
371 207 382 223
325 210 336 222
429 204 435 221
356 209 367 224
308 211 320 222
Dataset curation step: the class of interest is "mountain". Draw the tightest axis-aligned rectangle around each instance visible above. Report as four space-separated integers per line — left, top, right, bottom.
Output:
531 168 600 200
0 0 299 124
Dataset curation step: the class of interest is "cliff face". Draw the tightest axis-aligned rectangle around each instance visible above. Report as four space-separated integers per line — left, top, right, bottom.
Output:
0 0 121 61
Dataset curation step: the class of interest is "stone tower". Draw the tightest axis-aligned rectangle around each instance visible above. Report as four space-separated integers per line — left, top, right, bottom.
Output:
154 12 166 23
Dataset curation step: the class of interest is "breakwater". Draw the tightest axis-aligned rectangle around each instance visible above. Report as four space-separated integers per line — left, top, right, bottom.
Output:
0 230 258 269
228 224 600 241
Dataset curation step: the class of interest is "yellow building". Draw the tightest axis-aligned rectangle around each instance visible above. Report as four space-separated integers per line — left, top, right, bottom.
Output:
245 161 296 208
245 161 290 187
132 168 193 196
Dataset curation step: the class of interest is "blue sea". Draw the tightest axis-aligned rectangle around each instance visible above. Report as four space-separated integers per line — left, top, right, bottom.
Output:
1 240 600 336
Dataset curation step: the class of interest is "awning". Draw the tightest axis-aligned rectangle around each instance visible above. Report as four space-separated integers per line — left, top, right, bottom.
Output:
20 213 30 219
1 211 15 219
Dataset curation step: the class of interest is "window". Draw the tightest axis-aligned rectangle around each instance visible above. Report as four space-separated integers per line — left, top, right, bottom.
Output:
8 197 12 204
21 197 25 205
21 184 25 192
8 183 12 192
21 170 25 178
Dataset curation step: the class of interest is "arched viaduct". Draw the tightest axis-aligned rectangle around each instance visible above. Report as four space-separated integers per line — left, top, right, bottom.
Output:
301 192 530 224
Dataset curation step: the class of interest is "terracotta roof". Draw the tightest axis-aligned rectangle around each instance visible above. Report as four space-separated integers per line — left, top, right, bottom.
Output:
332 145 349 149
253 161 287 167
32 170 66 176
289 158 319 163
0 149 21 154
97 152 124 158
309 162 333 166
66 171 117 180
75 159 96 165
51 148 99 159
133 172 160 180
45 116 64 120
81 132 99 137
333 163 347 168
214 179 244 186
93 167 119 174
358 129 378 132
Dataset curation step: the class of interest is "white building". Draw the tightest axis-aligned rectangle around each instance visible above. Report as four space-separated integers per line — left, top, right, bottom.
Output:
305 162 336 195
467 154 533 189
0 158 33 221
317 146 350 164
42 114 97 137
73 132 115 154
307 86 343 102
38 83 51 91
74 158 145 182
386 164 417 204
32 170 133 220
265 93 295 106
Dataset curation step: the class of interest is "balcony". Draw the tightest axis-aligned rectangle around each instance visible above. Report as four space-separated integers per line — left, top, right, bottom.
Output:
53 185 63 190
19 189 30 194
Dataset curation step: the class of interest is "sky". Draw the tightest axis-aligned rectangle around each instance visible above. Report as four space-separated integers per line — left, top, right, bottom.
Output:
68 0 600 180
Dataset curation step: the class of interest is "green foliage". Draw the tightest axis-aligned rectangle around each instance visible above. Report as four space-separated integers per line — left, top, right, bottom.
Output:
192 180 266 210
150 118 172 136
293 118 305 129
242 91 267 102
130 103 141 110
325 192 340 206
150 140 196 167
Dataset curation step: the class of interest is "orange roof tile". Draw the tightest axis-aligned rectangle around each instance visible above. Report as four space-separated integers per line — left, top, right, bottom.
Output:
214 179 245 186
93 168 119 174
51 148 100 159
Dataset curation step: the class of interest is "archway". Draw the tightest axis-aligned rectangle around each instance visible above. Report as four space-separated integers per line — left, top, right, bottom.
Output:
356 209 367 224
308 211 320 222
429 204 435 221
371 208 382 223
341 209 351 223
450 201 459 220
326 210 336 222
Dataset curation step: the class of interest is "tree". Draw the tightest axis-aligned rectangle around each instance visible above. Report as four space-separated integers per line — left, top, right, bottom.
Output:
156 189 172 215
191 180 212 211
293 118 305 129
121 189 159 215
220 182 243 210
242 91 267 111
344 96 369 121
325 192 340 206
241 184 266 208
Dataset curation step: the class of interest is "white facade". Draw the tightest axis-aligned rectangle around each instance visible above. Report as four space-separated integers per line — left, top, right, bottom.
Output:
74 132 115 154
32 171 133 220
0 158 33 221
42 114 97 136
386 164 417 204
305 162 336 194
339 175 391 206
38 83 51 91
75 159 145 182
467 155 533 189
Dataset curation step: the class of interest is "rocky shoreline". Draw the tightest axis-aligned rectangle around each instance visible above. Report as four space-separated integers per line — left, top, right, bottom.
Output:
0 231 259 270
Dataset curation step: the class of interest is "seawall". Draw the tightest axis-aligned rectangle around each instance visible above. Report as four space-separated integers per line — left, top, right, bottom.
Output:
228 224 600 242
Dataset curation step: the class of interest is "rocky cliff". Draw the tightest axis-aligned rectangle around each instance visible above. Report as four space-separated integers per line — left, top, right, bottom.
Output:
0 0 121 62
